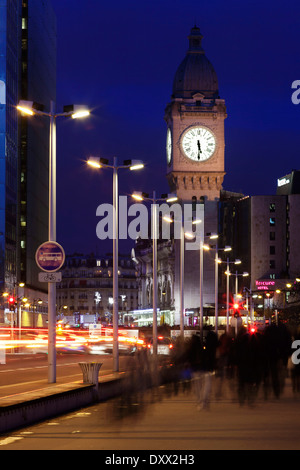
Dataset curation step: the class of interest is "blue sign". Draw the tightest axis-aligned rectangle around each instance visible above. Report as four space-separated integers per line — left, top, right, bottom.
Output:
35 241 65 273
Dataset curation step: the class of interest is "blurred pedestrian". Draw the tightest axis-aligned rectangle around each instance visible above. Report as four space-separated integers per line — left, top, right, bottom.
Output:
235 328 262 406
262 323 292 399
187 330 218 410
215 333 232 399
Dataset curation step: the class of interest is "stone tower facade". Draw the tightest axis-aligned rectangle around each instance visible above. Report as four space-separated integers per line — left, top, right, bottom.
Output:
165 26 227 202
164 26 227 322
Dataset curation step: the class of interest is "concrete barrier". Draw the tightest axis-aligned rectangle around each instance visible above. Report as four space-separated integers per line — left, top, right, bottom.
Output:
0 374 124 435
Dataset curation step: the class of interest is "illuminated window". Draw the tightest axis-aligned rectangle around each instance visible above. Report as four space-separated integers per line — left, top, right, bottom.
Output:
269 203 275 212
270 217 275 226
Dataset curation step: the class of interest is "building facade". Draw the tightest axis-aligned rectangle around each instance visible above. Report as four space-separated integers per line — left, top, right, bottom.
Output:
220 173 300 317
135 26 228 327
135 27 300 328
57 253 139 327
0 0 56 326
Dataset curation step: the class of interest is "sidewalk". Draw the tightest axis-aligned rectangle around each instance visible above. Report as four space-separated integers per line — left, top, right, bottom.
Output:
93 378 300 451
1 379 300 450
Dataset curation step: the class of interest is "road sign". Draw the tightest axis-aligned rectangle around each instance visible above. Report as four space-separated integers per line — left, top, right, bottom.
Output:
35 241 65 273
38 272 62 283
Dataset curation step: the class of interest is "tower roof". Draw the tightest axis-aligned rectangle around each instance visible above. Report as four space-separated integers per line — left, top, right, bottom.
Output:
172 26 219 99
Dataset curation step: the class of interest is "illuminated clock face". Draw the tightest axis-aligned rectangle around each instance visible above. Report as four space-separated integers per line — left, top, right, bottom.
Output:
181 127 216 162
166 128 172 164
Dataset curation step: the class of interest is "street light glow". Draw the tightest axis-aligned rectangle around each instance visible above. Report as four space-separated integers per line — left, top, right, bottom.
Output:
131 192 144 201
71 110 90 119
129 163 144 171
184 232 194 239
16 105 34 116
166 194 178 203
87 157 101 169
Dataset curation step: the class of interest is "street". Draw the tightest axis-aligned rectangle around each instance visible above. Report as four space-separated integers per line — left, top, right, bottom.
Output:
0 352 120 398
0 379 299 451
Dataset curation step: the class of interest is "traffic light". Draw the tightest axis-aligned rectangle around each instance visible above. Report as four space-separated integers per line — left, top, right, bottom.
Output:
233 301 240 317
8 296 15 311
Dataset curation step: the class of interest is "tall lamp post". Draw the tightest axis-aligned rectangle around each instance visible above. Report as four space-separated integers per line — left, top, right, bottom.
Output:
17 100 90 383
234 271 249 296
163 216 198 338
214 245 232 335
224 258 242 332
88 157 144 372
132 191 177 357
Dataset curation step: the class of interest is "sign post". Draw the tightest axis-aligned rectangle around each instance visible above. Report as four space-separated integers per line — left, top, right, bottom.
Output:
36 241 65 383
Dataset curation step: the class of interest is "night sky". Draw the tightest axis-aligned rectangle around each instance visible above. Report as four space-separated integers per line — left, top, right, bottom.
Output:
50 0 300 256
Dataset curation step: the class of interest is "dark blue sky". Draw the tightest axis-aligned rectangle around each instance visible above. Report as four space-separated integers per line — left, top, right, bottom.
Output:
50 0 300 255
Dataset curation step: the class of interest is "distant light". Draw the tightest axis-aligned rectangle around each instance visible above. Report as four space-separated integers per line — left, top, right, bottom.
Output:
163 216 173 223
224 246 232 252
184 232 194 239
203 244 210 251
192 219 202 225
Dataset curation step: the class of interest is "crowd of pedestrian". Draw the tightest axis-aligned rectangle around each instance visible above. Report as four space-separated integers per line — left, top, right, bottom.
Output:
109 322 298 419
168 322 297 409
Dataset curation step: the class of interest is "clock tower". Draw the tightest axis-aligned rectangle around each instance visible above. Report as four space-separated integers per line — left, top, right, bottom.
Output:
164 26 227 323
165 26 227 202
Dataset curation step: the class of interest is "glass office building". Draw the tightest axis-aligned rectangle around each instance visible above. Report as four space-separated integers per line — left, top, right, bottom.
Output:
0 0 56 322
0 0 21 294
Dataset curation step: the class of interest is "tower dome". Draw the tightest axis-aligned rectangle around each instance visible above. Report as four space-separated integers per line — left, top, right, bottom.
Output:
172 26 219 99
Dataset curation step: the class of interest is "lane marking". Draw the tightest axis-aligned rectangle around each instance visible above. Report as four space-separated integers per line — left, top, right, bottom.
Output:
0 436 24 446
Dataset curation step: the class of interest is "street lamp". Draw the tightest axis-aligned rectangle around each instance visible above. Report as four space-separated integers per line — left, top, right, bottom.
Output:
234 271 249 296
132 191 177 357
223 258 242 332
196 235 231 337
88 156 144 372
17 99 90 383
163 214 199 338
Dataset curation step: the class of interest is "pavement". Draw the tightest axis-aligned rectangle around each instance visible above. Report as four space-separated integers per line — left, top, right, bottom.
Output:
0 373 300 450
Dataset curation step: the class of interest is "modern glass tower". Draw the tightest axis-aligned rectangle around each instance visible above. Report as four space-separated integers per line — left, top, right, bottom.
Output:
0 0 56 324
0 0 21 296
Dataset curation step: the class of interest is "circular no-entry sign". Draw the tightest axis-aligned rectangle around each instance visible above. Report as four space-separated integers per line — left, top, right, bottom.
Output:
35 241 65 273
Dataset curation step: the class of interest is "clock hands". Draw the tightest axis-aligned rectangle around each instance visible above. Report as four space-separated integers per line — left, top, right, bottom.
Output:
197 139 202 160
